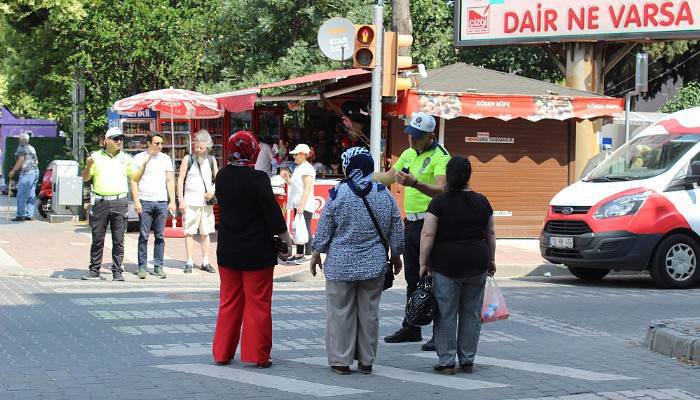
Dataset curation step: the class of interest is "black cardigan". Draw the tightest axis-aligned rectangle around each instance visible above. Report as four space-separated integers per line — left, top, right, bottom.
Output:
215 165 287 269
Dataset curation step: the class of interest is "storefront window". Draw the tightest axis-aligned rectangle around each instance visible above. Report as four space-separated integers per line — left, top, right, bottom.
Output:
229 111 252 135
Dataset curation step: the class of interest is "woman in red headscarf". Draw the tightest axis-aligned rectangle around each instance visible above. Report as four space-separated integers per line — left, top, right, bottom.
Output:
213 131 292 368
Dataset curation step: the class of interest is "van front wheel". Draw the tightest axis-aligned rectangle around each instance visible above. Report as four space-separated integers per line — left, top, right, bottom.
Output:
649 233 700 289
567 266 610 281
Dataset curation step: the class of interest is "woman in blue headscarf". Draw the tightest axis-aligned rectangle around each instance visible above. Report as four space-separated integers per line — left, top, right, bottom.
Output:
310 147 404 375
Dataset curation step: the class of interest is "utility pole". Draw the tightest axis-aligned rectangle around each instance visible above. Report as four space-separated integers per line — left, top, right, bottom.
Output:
370 0 384 172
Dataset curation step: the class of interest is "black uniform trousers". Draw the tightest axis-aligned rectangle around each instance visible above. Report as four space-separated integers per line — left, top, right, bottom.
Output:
89 197 128 272
402 219 424 331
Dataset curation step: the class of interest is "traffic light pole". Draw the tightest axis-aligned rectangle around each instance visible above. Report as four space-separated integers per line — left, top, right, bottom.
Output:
370 1 384 172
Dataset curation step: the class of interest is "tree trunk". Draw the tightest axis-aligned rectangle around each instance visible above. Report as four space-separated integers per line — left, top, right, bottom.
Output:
392 0 412 55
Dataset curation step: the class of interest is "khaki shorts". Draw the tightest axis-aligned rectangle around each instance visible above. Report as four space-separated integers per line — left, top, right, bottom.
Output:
184 205 215 236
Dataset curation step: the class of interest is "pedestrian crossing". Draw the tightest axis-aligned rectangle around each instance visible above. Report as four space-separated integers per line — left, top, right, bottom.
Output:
45 279 672 399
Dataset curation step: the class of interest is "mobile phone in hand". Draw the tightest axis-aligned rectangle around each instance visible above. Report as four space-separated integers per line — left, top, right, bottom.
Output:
401 167 410 174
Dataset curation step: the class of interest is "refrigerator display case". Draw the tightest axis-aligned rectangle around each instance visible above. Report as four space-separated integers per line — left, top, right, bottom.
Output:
160 119 192 168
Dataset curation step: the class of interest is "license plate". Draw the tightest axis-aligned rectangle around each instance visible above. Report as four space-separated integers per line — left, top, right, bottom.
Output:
549 236 574 249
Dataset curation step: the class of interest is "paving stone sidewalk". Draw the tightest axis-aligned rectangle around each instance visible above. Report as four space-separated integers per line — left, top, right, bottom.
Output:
646 318 700 365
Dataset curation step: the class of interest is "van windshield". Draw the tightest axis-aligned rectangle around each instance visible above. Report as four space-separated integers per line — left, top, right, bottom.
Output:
585 134 700 182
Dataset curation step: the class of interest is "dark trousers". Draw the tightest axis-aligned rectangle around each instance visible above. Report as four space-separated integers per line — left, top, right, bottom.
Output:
402 219 424 331
137 200 168 268
89 197 128 272
294 210 314 255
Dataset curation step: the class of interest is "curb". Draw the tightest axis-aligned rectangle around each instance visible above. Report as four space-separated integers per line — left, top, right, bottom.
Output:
645 319 700 365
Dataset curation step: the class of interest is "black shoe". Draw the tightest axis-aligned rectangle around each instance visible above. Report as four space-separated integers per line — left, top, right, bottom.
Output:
184 263 193 273
421 337 435 351
81 270 101 280
112 270 125 281
433 364 456 375
384 327 422 343
330 366 350 375
23 216 32 221
460 363 474 373
200 264 215 273
357 363 372 374
11 216 24 222
256 361 272 369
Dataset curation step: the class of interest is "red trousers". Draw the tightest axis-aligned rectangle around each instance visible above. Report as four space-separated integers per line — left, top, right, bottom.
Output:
212 266 274 364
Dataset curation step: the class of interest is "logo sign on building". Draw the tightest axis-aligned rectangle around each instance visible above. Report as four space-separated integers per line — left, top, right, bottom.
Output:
318 17 355 61
465 131 515 143
455 0 700 46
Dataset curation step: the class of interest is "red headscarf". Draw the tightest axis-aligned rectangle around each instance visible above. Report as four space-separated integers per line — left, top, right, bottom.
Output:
227 131 260 167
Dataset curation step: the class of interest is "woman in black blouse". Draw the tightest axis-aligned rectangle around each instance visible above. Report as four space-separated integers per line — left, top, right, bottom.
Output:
419 155 496 375
212 131 292 368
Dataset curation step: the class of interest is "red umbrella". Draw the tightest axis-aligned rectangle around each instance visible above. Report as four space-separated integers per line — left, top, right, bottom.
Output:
113 87 224 167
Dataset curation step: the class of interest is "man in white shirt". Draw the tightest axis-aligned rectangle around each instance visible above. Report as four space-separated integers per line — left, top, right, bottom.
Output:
281 143 316 264
130 133 176 279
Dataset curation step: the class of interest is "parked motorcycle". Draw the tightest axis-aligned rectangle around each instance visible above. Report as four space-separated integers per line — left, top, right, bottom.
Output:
37 166 52 218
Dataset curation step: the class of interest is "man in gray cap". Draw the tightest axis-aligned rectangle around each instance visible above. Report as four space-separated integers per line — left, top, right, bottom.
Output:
8 131 39 221
373 112 450 349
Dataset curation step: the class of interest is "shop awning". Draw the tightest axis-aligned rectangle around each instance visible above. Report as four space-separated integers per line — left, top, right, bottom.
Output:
392 90 624 122
214 69 371 112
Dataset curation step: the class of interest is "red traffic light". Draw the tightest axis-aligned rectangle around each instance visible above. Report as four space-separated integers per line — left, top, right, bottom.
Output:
357 26 374 45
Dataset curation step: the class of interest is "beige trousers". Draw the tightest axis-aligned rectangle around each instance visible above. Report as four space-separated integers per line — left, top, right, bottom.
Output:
325 274 384 367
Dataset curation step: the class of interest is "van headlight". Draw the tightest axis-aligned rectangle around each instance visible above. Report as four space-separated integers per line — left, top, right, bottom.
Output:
593 191 651 219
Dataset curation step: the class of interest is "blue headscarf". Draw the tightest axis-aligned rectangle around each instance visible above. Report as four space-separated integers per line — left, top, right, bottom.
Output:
340 147 379 197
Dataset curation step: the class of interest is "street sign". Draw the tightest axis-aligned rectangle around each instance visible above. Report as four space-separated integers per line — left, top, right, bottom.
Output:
318 17 355 61
454 0 700 47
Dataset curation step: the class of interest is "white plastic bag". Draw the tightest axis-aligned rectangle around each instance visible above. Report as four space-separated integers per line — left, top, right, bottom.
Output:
292 213 309 245
481 276 510 324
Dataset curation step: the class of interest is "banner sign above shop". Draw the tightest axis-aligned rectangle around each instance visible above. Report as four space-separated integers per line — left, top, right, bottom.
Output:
466 132 515 143
455 0 700 46
393 91 624 122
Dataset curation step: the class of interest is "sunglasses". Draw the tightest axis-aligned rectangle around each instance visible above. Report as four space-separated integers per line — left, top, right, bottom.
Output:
110 135 125 142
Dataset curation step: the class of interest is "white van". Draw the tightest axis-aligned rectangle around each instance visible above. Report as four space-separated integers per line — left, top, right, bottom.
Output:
540 107 700 288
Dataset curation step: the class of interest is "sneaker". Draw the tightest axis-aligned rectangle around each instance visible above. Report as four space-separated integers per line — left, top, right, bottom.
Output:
137 267 147 280
112 270 125 282
200 264 215 273
421 337 435 351
11 216 24 222
184 263 193 274
384 327 422 343
433 364 456 375
23 216 32 221
81 270 101 280
154 266 167 279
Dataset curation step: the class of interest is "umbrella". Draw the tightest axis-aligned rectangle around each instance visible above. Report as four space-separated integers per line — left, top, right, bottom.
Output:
113 87 224 237
113 87 224 170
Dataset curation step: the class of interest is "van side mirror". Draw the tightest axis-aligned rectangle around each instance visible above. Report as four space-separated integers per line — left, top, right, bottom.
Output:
691 161 700 178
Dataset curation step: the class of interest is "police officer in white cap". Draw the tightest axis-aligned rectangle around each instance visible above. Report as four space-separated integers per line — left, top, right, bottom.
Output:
374 112 450 349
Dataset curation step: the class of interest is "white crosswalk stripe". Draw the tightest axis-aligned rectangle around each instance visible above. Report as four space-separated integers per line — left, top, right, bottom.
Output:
409 353 638 381
509 310 612 337
508 389 700 400
154 363 370 397
289 357 509 390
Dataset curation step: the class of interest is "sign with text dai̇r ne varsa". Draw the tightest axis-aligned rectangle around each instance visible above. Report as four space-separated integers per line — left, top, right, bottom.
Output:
455 0 700 46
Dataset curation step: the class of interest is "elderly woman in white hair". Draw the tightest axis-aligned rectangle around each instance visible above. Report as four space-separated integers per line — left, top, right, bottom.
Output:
177 129 219 274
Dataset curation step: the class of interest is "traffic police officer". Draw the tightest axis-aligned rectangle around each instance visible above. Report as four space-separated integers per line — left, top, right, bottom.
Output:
374 112 450 349
81 127 136 281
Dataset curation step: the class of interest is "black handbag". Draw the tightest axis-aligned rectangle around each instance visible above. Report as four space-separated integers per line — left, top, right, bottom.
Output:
406 275 436 326
359 193 395 291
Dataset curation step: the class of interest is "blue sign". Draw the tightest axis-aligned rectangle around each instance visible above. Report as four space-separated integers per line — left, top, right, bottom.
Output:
107 107 156 128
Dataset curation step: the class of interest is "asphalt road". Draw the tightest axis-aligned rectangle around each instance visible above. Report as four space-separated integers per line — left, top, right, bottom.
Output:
0 275 697 400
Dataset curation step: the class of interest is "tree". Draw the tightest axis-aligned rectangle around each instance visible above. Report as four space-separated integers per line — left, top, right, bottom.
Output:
660 80 700 113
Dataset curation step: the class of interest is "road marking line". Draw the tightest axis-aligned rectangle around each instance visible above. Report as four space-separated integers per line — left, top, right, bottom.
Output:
510 388 700 400
289 356 508 390
0 246 22 272
154 363 370 397
409 353 638 381
0 240 10 244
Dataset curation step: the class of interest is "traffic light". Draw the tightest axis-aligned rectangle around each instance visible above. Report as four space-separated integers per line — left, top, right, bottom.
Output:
382 31 414 98
353 24 377 69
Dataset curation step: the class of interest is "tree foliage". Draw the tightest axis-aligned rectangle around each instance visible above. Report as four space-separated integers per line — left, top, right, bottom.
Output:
660 80 700 113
